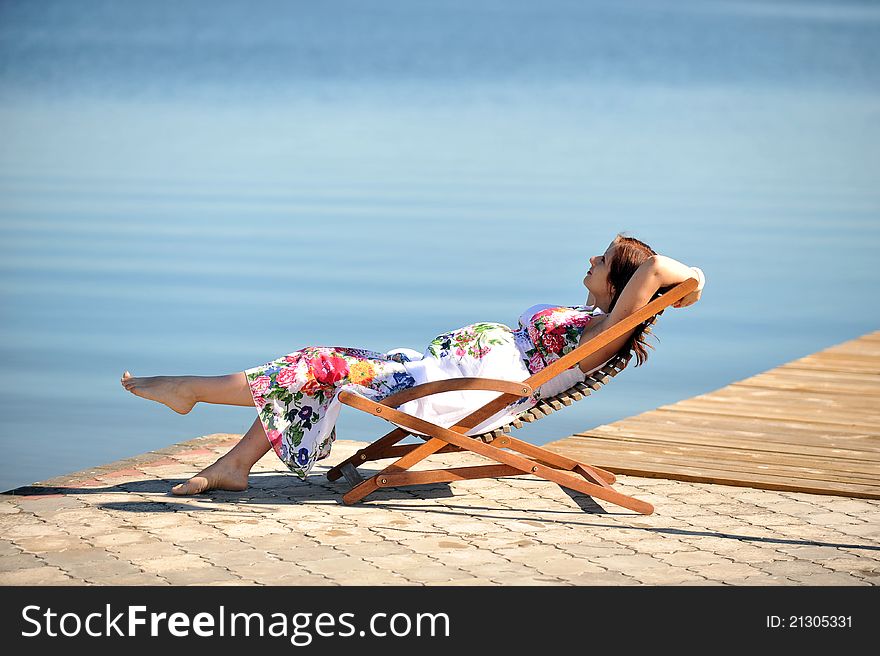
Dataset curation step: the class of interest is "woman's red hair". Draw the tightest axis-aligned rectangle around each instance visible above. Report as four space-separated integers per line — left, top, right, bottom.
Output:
606 234 666 366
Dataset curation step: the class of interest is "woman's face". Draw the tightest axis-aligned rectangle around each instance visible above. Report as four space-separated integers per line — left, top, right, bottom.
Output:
583 242 615 305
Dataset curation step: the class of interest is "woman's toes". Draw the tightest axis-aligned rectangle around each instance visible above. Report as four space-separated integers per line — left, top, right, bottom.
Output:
171 477 208 496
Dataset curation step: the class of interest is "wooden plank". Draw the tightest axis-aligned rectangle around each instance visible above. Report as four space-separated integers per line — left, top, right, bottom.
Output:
612 407 880 440
660 400 880 430
768 367 880 384
560 435 880 474
606 410 880 445
548 441 879 491
581 423 880 463
546 330 880 499
781 358 880 375
555 437 879 482
547 451 879 497
696 385 880 410
737 378 880 397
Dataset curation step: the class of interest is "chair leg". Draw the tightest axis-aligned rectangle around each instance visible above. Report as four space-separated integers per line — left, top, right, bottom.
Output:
326 427 409 482
342 436 451 504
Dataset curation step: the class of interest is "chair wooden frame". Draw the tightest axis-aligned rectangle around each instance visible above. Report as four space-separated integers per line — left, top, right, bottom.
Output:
326 278 698 515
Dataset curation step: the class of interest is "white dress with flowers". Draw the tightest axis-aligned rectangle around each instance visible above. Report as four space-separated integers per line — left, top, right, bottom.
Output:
245 304 605 478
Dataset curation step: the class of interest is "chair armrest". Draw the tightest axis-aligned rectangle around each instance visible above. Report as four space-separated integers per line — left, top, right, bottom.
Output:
339 378 532 412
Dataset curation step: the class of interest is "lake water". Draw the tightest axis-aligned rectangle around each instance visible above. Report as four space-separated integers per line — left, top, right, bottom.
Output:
1 0 878 492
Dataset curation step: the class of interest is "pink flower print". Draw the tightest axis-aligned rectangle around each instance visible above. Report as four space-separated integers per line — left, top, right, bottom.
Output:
528 353 545 373
527 325 541 345
275 367 299 389
541 331 565 354
254 395 267 410
284 353 302 364
251 375 271 396
308 353 350 386
472 345 490 359
265 428 282 448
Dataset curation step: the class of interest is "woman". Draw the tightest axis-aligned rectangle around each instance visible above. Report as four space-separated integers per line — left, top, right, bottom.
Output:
121 234 705 496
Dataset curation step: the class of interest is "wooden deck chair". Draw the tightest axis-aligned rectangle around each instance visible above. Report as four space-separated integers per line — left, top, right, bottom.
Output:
326 278 698 515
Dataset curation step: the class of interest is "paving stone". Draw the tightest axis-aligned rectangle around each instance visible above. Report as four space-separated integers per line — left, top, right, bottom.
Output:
493 544 569 563
612 537 696 555
203 549 281 568
4 522 57 538
114 513 185 530
689 561 772 581
237 532 322 553
305 526 386 546
16 497 86 514
706 543 788 565
454 561 545 581
12 534 94 554
336 541 416 558
787 572 871 585
270 570 339 586
529 557 607 577
774 545 849 561
106 541 188 561
557 543 637 558
0 552 45 572
630 570 710 585
137 554 214 574
269 543 353 563
433 577 498 586
158 523 234 544
497 575 565 585
591 553 673 573
215 519 291 539
303 555 395 579
752 560 831 578
98 572 172 585
69 558 146 582
0 565 74 585
818 558 880 578
831 524 880 540
88 529 158 548
654 551 734 568
162 567 245 585
40 547 118 568
0 540 22 557
391 563 484 583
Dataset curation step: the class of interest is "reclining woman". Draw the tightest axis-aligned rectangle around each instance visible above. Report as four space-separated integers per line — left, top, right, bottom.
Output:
121 234 705 496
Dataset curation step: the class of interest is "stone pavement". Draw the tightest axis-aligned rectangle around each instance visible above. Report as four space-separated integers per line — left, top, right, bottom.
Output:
1 433 878 586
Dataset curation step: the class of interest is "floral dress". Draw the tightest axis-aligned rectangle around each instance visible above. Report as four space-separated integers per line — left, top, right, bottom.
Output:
244 304 605 478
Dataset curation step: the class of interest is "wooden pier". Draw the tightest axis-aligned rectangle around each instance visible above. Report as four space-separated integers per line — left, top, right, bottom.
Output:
546 331 880 499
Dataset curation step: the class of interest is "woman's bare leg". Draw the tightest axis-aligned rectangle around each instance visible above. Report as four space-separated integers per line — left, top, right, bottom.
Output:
120 371 254 413
171 416 273 495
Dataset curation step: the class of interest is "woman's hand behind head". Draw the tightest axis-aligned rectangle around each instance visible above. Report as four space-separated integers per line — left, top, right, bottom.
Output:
673 267 705 308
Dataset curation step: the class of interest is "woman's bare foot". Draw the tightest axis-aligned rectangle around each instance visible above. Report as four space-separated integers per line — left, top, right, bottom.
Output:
120 371 197 415
171 455 250 496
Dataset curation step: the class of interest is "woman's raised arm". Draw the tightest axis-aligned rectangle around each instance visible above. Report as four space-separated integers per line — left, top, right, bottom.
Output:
608 255 704 323
576 255 704 373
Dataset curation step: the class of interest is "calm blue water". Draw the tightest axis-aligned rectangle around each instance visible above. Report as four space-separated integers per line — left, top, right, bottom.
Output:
1 0 878 492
